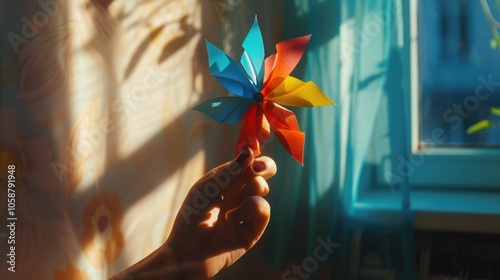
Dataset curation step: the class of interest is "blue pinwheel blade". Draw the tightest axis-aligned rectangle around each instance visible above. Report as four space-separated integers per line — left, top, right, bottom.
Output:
240 16 265 88
193 96 254 124
206 41 257 98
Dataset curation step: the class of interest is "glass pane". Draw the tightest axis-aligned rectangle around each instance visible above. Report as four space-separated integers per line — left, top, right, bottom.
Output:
419 0 500 147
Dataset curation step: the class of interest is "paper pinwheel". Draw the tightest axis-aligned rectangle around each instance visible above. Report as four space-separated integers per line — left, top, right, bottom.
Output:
194 17 335 165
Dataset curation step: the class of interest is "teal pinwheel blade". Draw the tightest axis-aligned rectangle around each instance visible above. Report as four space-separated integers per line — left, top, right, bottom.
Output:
206 41 257 98
241 16 265 88
193 96 254 124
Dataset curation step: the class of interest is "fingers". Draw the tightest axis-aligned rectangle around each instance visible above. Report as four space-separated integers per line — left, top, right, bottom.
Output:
239 157 276 199
240 176 269 199
192 150 277 202
198 148 254 184
225 196 271 249
251 156 277 180
179 149 276 225
187 148 255 205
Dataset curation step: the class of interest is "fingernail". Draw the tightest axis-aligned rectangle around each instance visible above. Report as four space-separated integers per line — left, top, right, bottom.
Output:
235 148 251 164
253 160 267 173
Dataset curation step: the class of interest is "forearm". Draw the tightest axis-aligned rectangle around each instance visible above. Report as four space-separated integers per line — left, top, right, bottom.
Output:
110 244 183 280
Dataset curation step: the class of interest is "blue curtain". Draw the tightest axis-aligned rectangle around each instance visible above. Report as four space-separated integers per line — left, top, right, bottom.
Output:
266 0 414 278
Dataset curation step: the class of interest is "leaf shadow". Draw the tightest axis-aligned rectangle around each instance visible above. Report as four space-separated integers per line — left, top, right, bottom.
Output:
157 16 197 64
123 24 167 80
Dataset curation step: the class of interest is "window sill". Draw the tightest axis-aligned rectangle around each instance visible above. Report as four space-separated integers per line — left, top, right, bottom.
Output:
409 147 500 189
349 189 500 233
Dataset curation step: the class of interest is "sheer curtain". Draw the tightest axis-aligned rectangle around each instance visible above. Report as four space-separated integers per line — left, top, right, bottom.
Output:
264 0 415 278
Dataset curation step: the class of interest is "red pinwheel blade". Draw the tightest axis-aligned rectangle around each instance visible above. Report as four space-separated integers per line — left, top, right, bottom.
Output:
263 53 276 84
263 101 300 129
262 35 311 96
263 102 305 165
235 104 270 157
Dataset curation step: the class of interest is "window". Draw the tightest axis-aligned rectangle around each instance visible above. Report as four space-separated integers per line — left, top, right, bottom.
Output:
418 0 500 147
410 0 500 189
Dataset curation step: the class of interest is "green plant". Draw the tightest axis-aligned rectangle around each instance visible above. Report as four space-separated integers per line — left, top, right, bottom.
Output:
466 1 500 135
466 107 500 134
481 0 500 49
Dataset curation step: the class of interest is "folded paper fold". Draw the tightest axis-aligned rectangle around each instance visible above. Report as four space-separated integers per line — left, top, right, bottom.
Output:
266 76 336 107
241 16 265 87
236 104 270 157
262 35 312 95
193 97 253 124
206 41 257 98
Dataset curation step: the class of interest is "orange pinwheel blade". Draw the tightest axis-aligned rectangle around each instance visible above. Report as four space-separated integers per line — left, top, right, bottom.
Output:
274 129 305 165
263 102 305 164
235 104 271 157
262 35 311 96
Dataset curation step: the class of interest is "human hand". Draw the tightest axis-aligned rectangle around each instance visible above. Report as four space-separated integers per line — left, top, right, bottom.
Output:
165 148 277 279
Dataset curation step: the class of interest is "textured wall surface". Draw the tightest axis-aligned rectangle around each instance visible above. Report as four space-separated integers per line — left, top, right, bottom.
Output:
0 1 282 279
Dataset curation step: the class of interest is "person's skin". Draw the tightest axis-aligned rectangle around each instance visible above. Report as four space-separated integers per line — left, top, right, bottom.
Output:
111 148 277 279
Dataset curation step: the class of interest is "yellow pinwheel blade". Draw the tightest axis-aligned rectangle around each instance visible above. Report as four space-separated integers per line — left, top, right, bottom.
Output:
266 76 335 107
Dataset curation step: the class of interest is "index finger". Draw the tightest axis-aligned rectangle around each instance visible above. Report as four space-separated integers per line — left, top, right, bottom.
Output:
192 148 255 200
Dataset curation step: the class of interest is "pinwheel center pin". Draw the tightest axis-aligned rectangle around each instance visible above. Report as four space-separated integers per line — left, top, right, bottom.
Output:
253 93 264 102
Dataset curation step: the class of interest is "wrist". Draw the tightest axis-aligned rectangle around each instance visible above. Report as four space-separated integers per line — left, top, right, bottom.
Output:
162 242 208 280
161 244 185 280
111 243 185 280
